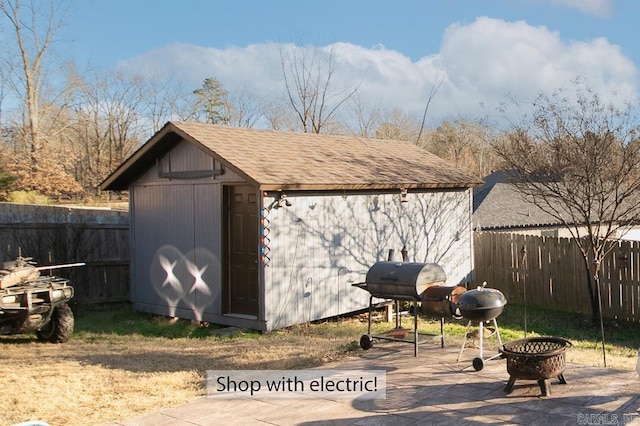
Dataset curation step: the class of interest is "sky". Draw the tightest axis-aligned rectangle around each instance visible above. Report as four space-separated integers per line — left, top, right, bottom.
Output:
59 0 640 128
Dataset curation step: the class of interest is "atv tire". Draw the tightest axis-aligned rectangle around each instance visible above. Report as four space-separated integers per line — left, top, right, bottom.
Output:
37 303 74 343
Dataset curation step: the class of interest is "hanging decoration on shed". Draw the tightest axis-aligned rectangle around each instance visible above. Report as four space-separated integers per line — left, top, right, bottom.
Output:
260 209 271 267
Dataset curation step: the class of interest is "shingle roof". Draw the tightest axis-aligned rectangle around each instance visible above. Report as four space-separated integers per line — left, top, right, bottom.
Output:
102 121 482 191
473 174 562 230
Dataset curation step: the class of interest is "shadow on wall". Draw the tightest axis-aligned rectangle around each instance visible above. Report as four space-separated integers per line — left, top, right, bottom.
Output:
266 190 473 328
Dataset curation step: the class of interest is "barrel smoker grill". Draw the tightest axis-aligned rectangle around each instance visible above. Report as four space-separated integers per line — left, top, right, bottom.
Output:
353 261 462 356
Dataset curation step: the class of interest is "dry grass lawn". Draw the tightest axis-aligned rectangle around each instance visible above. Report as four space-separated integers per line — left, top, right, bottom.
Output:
2 315 361 426
2 304 638 426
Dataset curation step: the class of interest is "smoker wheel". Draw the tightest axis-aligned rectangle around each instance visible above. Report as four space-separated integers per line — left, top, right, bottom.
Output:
360 335 373 350
472 357 484 371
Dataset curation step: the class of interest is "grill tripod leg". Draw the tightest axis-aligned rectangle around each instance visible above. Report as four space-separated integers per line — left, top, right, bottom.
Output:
413 299 418 357
478 321 484 359
457 321 473 361
367 295 373 335
492 318 502 347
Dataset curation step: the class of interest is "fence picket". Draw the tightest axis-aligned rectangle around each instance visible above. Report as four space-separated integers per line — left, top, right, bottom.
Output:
0 203 129 303
474 231 640 323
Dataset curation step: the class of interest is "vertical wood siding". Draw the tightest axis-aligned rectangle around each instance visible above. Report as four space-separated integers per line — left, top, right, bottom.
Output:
135 140 244 185
131 182 222 321
129 139 239 322
193 184 222 317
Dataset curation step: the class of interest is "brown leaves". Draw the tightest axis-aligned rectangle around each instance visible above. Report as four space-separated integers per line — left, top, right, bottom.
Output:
2 150 82 198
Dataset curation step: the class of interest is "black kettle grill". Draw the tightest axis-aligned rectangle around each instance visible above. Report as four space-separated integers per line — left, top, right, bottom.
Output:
456 283 507 371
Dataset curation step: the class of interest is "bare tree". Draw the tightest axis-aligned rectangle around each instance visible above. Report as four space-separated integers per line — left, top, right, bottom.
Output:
0 0 84 199
344 93 383 138
374 109 422 142
263 101 298 132
279 44 360 134
141 73 196 133
494 82 640 365
427 119 496 177
224 87 264 128
0 45 11 144
416 74 443 143
71 69 144 193
0 0 68 161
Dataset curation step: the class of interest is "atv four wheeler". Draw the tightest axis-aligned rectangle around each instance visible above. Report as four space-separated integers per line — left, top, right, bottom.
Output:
0 255 81 343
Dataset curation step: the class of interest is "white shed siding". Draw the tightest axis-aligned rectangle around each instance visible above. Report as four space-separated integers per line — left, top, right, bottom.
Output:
263 189 473 330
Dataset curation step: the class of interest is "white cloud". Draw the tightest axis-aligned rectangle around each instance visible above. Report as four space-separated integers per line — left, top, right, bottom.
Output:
541 0 613 17
118 16 637 128
439 17 636 111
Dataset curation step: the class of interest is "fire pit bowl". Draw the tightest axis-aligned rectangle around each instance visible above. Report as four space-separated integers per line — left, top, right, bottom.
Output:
500 337 571 396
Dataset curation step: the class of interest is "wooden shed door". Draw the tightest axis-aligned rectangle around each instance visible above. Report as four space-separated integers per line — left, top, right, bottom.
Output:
223 185 259 317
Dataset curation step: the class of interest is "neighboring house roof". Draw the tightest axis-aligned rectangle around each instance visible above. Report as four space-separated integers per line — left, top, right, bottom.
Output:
102 121 483 192
473 171 562 230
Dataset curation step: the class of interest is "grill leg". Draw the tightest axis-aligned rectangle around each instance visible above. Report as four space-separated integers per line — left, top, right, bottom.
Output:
367 295 373 335
478 321 485 359
538 379 551 396
492 318 503 347
413 300 418 357
504 376 516 394
558 373 567 384
457 321 472 361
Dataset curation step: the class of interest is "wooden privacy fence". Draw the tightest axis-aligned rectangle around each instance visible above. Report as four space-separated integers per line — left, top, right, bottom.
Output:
0 203 129 303
474 231 640 323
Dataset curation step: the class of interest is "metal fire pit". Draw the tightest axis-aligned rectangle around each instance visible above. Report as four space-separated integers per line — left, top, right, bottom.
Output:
500 337 571 396
354 261 449 356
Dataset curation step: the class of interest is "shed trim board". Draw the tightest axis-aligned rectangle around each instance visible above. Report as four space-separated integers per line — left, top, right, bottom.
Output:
104 122 480 331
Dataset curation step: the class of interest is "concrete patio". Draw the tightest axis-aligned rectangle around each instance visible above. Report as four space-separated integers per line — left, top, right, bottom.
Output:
105 341 640 425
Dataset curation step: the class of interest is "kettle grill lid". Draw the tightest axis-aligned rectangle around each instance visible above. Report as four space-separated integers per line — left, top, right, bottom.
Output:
458 287 506 310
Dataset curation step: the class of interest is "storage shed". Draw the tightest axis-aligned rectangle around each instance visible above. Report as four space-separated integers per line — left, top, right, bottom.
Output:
101 122 482 331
